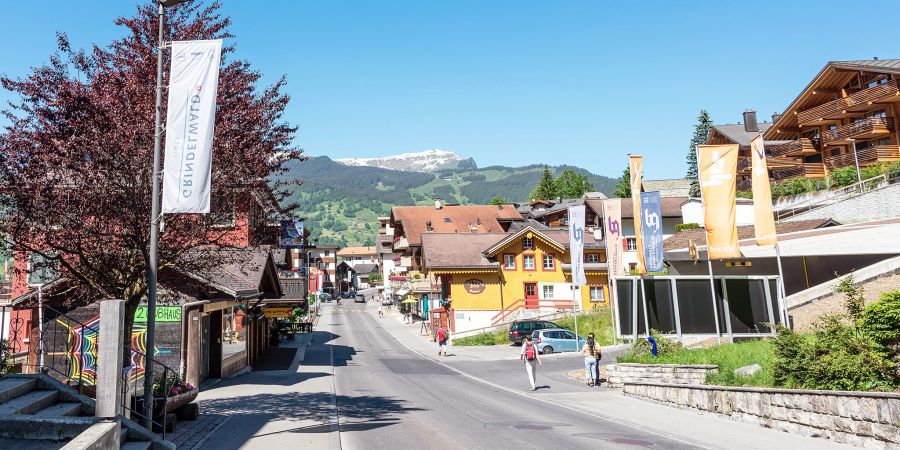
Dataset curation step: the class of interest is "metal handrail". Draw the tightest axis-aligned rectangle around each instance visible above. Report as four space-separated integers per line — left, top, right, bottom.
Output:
121 347 181 439
775 173 893 221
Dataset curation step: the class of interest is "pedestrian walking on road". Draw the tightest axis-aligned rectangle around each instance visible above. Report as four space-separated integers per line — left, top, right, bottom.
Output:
520 335 542 391
378 303 384 318
582 333 602 387
436 325 449 356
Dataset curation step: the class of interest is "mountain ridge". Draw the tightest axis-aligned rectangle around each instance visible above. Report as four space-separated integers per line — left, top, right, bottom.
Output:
335 149 476 173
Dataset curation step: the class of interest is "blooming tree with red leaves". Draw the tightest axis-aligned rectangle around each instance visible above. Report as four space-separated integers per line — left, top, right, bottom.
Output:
0 1 302 355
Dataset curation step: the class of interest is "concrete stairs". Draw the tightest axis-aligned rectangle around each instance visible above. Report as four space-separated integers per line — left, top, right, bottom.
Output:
0 375 159 449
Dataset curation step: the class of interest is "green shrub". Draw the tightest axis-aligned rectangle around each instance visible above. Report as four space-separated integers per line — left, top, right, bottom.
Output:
859 291 900 346
625 329 682 358
555 308 615 346
0 340 11 375
771 318 897 391
829 166 862 188
675 223 700 232
834 274 865 322
454 330 508 346
770 177 823 198
736 191 753 199
887 161 900 178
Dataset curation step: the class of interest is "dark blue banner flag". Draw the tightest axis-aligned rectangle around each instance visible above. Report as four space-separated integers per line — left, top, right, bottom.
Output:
280 220 305 248
640 191 664 272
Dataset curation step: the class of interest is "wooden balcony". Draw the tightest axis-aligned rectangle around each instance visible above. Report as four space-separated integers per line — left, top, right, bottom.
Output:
738 156 800 174
279 277 308 300
768 138 818 158
821 117 894 146
771 163 826 181
798 80 900 125
737 178 752 191
824 145 900 170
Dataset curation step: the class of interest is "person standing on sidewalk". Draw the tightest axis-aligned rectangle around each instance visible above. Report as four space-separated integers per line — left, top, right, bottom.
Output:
378 302 384 318
520 335 542 391
436 325 449 356
582 333 602 387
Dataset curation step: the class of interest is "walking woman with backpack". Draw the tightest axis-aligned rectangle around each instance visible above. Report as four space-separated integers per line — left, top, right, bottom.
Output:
520 335 542 391
582 332 602 387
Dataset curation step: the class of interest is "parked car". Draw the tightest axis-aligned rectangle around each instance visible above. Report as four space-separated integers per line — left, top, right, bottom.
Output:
381 297 393 306
531 328 586 354
319 293 332 302
341 291 357 299
354 294 366 303
508 319 562 345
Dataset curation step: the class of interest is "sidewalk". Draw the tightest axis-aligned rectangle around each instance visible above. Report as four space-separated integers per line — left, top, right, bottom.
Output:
168 331 338 450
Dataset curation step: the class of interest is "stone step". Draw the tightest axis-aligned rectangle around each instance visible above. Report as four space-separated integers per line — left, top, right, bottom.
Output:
0 390 59 415
0 378 38 405
33 402 84 418
121 441 152 450
0 415 97 440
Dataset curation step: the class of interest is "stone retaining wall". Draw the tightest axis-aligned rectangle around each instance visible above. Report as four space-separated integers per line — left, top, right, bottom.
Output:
605 363 717 387
624 382 900 449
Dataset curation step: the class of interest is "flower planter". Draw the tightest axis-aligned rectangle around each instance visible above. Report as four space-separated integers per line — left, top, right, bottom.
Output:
161 388 199 414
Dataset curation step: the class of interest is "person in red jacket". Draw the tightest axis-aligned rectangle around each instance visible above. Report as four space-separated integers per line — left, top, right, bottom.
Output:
436 325 449 357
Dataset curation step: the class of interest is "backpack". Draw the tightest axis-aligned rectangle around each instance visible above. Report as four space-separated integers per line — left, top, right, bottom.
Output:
525 342 536 361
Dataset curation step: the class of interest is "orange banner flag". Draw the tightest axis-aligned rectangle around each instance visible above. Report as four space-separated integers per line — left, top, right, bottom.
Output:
629 155 646 274
750 136 777 246
697 144 741 259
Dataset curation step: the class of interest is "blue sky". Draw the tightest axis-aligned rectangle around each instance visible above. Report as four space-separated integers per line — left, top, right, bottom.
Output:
1 1 896 179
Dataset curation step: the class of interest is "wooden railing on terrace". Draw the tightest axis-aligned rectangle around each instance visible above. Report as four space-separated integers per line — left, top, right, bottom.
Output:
278 277 308 300
771 163 826 181
737 179 752 191
798 80 899 125
821 117 894 146
825 145 900 170
769 138 817 158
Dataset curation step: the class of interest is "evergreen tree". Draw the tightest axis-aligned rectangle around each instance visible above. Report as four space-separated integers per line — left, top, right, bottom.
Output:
489 195 507 205
554 169 594 199
613 165 632 198
530 166 558 200
687 110 713 197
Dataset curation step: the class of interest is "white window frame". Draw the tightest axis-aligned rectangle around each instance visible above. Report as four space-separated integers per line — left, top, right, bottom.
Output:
589 286 604 302
542 285 554 299
523 254 535 270
542 254 554 270
626 237 637 251
503 254 516 269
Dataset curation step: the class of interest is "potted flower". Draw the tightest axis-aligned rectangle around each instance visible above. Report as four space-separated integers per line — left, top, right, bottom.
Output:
151 374 199 415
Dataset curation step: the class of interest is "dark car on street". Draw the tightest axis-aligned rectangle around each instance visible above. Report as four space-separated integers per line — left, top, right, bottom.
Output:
508 319 563 345
341 291 357 299
354 294 366 303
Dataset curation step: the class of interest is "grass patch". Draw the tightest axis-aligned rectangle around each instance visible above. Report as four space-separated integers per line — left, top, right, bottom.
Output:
617 339 776 387
454 330 508 346
554 308 615 346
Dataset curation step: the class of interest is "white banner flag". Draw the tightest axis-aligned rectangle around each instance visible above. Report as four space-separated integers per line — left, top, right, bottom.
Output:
162 40 223 214
568 205 587 286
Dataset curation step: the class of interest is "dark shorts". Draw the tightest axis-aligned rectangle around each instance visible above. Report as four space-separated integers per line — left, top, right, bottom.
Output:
439 341 447 346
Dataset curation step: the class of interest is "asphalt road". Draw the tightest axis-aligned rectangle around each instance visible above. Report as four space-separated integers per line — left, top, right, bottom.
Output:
328 301 702 450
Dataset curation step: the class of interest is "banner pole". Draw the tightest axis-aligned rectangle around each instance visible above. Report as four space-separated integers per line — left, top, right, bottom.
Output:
143 2 166 428
775 244 789 327
696 146 722 344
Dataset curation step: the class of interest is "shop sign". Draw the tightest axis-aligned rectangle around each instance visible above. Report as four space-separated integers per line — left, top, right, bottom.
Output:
464 278 485 295
264 307 293 318
135 306 182 323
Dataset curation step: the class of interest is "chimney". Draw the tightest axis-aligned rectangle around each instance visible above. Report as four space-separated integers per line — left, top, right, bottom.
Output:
743 109 759 133
772 112 782 124
476 218 482 226
434 198 442 210
425 221 432 232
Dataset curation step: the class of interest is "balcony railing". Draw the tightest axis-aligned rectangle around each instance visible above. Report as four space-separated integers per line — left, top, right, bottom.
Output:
768 138 818 158
737 178 752 191
737 158 751 173
821 117 894 146
824 145 900 170
771 163 826 181
798 80 899 125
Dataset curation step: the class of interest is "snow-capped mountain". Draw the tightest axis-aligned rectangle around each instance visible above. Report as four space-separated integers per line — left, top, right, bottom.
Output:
336 149 476 173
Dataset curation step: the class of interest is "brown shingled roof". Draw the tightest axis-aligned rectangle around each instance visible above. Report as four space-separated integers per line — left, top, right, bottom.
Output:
663 219 837 252
421 233 504 270
337 246 377 257
391 204 522 246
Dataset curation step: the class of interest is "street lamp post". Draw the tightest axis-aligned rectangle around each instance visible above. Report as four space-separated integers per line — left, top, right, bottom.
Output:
849 139 863 190
144 0 192 430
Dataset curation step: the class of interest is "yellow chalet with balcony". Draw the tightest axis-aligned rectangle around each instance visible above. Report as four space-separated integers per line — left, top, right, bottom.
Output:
421 226 608 333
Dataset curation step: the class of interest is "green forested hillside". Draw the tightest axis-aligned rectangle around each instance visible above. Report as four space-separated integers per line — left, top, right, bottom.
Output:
274 156 616 247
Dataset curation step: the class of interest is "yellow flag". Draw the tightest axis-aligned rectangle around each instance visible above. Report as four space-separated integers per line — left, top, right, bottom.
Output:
750 136 777 246
698 144 740 259
629 155 646 274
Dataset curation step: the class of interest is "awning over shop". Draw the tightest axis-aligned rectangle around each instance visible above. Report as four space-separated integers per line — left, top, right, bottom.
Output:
395 288 410 296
